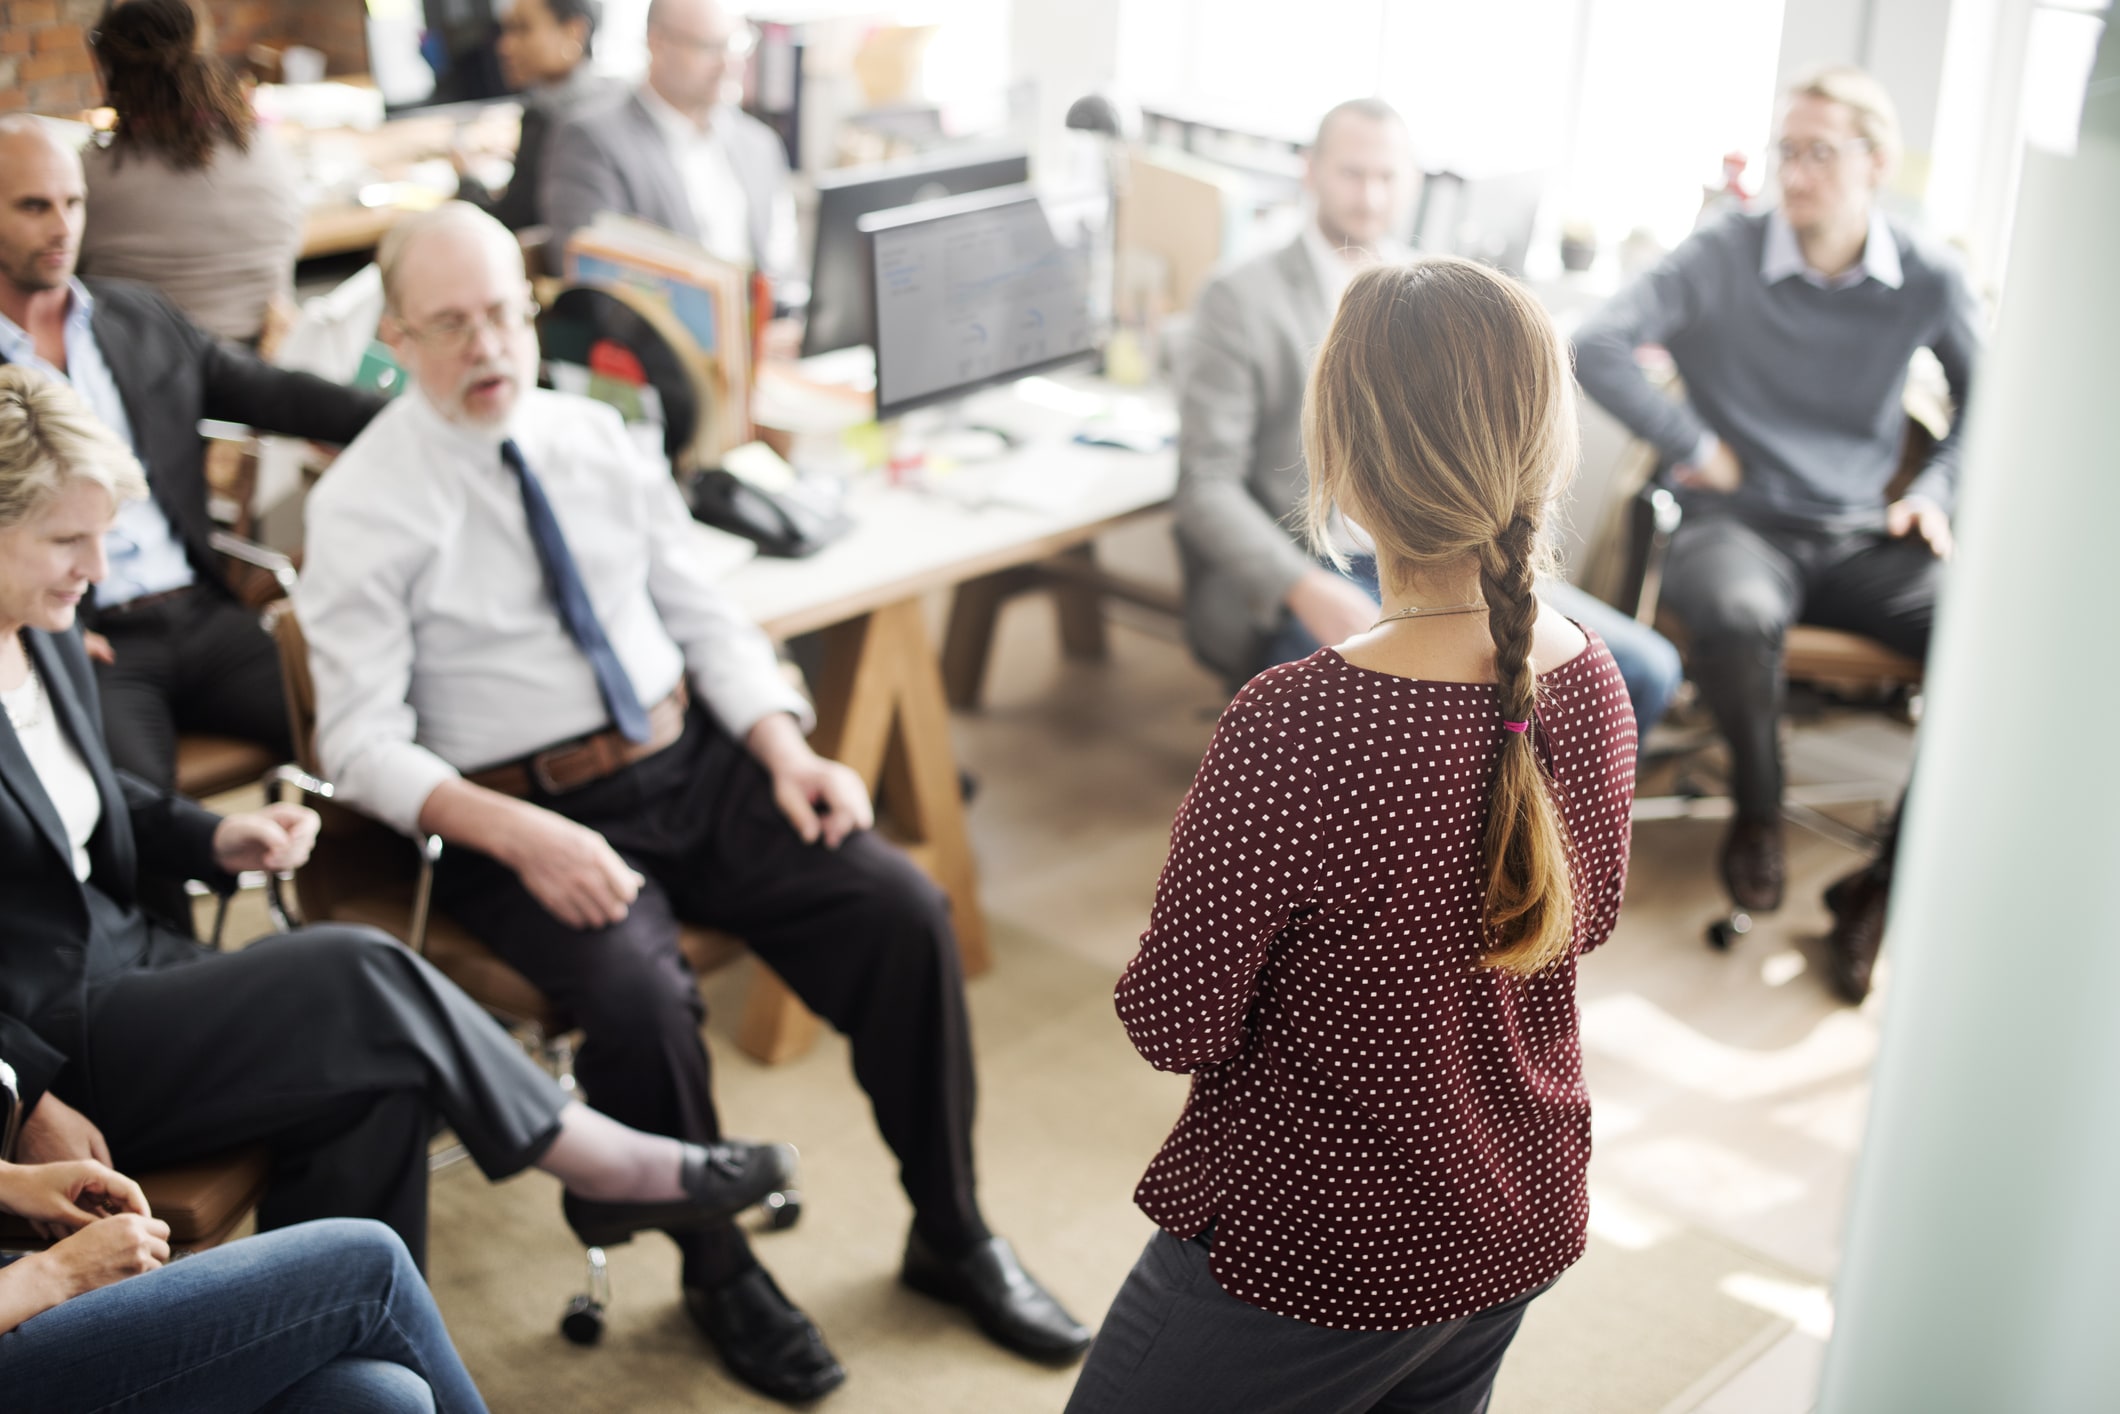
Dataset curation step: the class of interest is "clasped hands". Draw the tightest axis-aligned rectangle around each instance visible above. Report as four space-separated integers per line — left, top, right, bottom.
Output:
498 714 873 931
1674 442 1952 559
0 1152 170 1323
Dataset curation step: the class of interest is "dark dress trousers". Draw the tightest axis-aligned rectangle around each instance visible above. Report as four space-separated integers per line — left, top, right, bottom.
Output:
0 279 385 790
0 627 564 1266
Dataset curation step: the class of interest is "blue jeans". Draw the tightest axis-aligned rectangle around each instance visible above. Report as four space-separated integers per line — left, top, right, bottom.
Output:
0 1219 486 1414
1262 558 1682 742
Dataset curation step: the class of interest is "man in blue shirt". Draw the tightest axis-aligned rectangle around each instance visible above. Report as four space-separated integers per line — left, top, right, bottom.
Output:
0 117 378 926
1574 69 1982 999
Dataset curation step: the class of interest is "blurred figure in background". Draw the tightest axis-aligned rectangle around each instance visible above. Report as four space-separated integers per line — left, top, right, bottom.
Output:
77 0 303 348
457 0 620 249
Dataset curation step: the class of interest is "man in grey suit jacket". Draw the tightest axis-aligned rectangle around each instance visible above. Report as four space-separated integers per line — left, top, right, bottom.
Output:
1175 99 1680 740
542 0 798 289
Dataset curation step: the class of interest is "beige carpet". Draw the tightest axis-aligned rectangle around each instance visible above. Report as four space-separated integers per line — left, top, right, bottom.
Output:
418 918 1811 1414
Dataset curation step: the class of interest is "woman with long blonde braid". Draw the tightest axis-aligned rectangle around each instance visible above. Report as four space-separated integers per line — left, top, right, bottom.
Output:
1070 257 1637 1413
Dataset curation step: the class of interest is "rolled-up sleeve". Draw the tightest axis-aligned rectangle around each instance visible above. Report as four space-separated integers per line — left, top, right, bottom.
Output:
297 476 462 837
626 434 813 741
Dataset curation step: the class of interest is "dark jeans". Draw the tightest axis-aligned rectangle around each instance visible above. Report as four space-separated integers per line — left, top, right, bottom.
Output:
1065 1229 1550 1414
1262 558 1684 743
431 709 985 1287
1660 512 1938 823
0 1219 486 1413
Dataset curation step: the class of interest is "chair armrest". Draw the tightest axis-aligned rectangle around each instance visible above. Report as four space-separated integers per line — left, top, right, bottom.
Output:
211 531 298 602
1624 486 1683 625
410 835 444 957
267 767 445 956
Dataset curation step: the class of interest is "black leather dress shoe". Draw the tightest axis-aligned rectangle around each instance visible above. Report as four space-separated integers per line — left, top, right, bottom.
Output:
1721 818 1786 913
563 1139 798 1248
1821 865 1889 1005
901 1231 1092 1363
684 1266 846 1404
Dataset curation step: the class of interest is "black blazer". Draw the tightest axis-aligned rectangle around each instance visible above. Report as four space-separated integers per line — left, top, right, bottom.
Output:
0 279 385 620
0 628 223 1111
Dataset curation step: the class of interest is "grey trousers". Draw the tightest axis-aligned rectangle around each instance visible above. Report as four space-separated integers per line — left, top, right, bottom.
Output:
1064 1229 1551 1414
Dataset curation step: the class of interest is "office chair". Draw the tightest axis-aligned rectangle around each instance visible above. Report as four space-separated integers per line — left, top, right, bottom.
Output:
268 608 805 1345
0 1059 272 1257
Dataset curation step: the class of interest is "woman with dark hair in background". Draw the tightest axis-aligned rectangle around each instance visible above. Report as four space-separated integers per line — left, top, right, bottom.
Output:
457 0 618 247
77 0 304 347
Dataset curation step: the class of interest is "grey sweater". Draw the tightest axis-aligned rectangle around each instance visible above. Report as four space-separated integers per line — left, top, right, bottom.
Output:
1574 211 1982 529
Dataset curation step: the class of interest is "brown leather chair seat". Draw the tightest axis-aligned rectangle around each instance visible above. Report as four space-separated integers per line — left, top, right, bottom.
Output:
0 1146 270 1254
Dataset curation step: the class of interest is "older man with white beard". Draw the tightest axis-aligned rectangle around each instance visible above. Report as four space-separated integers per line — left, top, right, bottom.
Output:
294 202 1088 1404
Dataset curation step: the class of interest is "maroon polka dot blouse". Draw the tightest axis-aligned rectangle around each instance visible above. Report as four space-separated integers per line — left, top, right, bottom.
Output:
1117 637 1637 1331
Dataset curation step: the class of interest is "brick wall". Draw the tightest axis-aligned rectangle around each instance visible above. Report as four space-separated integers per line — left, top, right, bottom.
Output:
2 0 371 118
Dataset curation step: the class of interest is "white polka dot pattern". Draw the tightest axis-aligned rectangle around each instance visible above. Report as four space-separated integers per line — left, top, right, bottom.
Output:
1116 636 1637 1331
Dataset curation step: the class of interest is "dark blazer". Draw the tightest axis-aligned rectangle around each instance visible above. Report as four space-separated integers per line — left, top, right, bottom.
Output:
541 93 793 283
0 279 385 622
0 627 222 1110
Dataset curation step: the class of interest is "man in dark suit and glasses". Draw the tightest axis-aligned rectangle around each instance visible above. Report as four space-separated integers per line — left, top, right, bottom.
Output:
0 116 382 816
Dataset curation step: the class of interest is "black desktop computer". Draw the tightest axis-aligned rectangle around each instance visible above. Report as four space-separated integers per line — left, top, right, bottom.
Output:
801 145 1032 359
860 185 1106 424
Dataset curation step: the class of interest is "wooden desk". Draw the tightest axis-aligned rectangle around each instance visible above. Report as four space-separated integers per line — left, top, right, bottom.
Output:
717 435 1177 1059
294 106 520 261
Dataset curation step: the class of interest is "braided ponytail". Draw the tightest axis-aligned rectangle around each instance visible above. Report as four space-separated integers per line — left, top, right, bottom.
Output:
1477 516 1574 975
1303 256 1583 978
94 0 254 173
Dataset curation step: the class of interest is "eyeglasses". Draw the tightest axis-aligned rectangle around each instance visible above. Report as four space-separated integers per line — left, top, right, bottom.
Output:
398 300 540 352
1774 138 1874 169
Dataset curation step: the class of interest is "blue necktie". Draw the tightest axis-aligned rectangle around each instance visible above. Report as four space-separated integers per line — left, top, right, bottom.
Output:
500 438 653 743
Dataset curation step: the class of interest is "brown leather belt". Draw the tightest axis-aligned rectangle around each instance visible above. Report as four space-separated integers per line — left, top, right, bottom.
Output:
468 682 689 798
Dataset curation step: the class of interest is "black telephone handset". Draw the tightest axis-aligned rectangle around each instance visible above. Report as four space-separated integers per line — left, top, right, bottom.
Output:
685 468 852 559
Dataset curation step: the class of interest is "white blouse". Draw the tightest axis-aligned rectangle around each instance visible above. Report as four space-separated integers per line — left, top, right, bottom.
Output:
2 658 101 882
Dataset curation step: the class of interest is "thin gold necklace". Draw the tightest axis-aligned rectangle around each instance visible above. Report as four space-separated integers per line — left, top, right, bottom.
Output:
1371 599 1487 629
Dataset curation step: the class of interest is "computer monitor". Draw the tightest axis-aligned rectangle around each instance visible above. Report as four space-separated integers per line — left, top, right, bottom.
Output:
862 186 1103 422
801 145 1031 359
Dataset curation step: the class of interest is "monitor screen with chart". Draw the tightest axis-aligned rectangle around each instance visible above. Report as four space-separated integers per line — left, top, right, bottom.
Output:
861 187 1105 421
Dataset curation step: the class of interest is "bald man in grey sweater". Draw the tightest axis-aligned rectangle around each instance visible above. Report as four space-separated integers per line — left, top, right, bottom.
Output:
1574 68 1981 999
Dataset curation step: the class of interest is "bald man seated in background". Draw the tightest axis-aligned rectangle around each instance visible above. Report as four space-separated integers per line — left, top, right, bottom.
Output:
542 0 800 293
1175 98 1682 742
295 202 1089 1405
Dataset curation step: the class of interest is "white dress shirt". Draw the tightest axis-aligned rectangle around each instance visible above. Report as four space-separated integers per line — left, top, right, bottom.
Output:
637 86 800 278
297 386 811 836
1760 208 1905 292
3 660 100 882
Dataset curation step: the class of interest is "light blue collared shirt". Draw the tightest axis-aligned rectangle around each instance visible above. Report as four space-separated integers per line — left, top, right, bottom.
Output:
0 280 194 604
1760 208 1905 291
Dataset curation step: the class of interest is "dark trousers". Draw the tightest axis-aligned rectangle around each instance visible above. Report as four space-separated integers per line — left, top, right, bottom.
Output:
1660 512 1939 823
92 588 292 933
431 711 985 1285
90 587 292 787
1065 1230 1550 1414
70 904 565 1270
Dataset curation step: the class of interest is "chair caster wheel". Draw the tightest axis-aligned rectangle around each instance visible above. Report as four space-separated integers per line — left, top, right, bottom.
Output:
1706 912 1753 951
760 1188 802 1231
560 1295 606 1345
